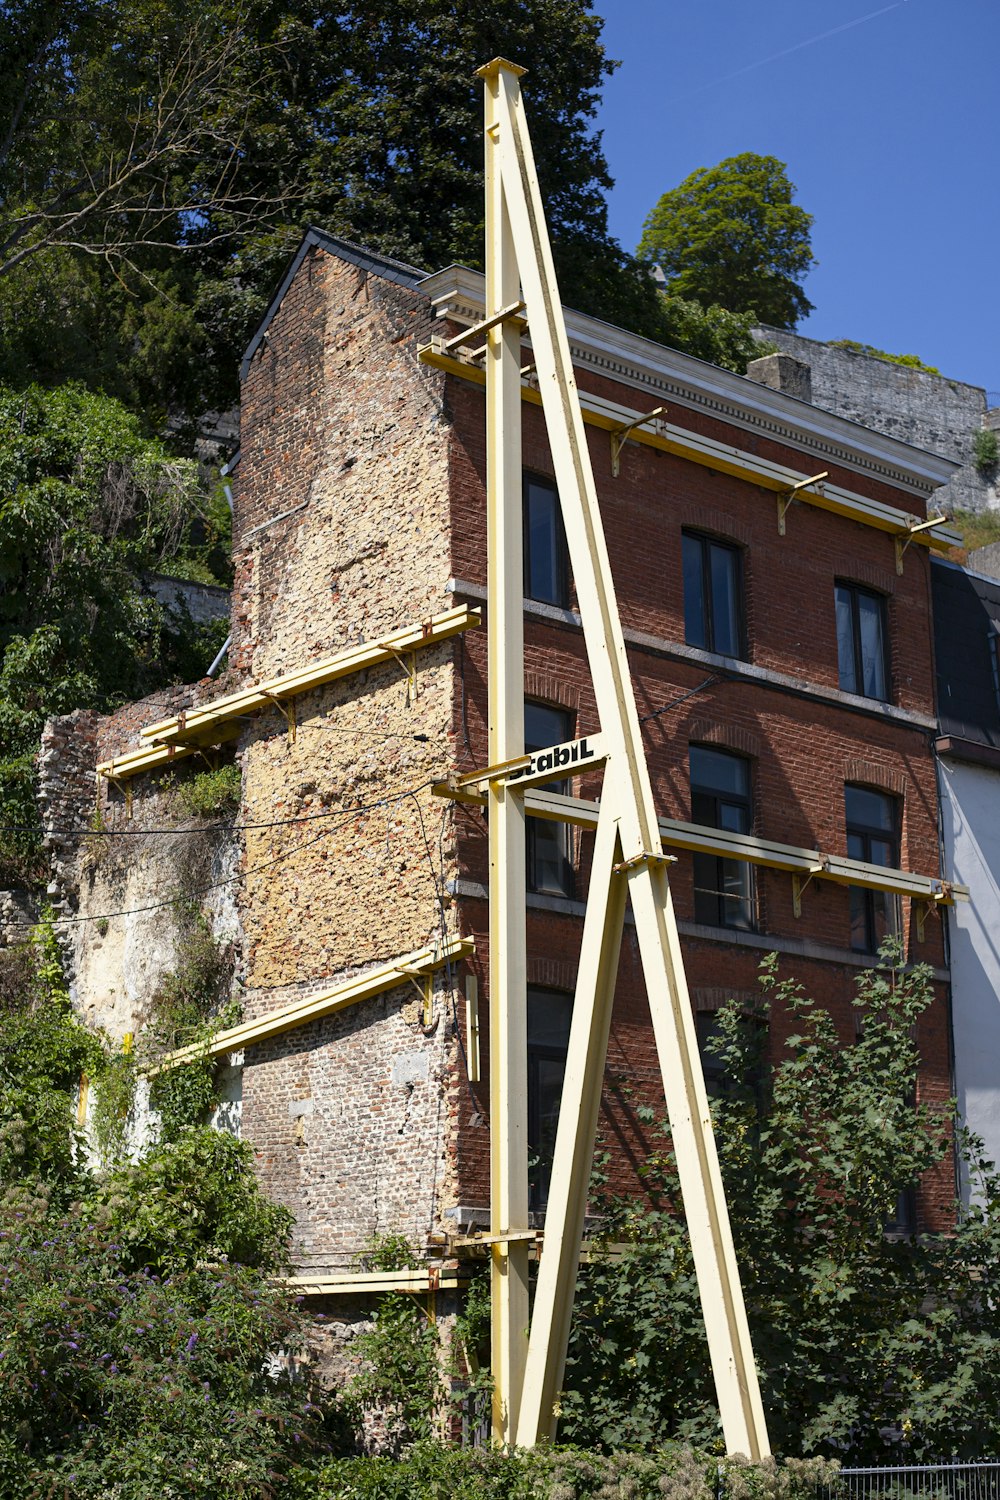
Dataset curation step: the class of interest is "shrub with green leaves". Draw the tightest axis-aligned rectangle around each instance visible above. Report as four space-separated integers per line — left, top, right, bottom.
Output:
972 427 999 475
347 1236 443 1452
0 1217 333 1497
177 762 242 818
561 949 1000 1460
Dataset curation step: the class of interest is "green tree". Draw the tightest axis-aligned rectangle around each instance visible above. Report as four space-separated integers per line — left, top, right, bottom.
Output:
638 154 816 329
0 0 686 416
0 380 228 881
560 950 1000 1460
0 921 336 1494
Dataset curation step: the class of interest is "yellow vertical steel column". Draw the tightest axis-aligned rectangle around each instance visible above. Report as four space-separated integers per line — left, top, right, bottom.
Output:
482 59 771 1460
477 56 530 1446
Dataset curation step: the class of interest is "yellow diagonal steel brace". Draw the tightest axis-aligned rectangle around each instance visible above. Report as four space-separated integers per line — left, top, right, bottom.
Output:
482 58 770 1458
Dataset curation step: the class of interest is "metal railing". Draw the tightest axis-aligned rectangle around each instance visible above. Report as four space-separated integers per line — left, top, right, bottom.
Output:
822 1463 1000 1500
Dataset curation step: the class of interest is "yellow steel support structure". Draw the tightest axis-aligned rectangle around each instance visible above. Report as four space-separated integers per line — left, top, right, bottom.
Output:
480 57 531 1447
473 59 771 1457
96 605 479 783
147 936 473 1075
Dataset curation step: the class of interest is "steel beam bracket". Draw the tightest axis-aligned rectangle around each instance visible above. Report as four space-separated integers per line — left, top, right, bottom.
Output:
262 692 296 744
791 863 825 918
777 472 829 535
609 406 668 478
612 848 677 875
441 300 527 355
380 644 419 703
894 514 951 575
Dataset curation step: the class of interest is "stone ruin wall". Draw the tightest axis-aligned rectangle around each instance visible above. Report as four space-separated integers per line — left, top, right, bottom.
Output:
750 326 999 516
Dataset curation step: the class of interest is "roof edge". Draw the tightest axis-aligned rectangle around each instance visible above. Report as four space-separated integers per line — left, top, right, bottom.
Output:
240 229 429 381
423 264 960 496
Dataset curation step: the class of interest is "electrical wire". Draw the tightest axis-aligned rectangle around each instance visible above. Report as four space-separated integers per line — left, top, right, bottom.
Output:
16 776 447 930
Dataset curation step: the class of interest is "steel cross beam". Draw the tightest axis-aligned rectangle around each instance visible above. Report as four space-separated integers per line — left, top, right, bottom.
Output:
475 59 771 1459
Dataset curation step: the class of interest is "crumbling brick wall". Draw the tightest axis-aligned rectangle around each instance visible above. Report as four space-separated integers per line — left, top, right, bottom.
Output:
232 246 468 1269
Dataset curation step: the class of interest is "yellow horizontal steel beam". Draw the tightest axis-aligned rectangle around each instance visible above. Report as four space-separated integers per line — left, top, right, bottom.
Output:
96 605 480 782
147 935 474 1075
418 343 959 555
283 1268 469 1296
434 780 968 904
141 604 480 746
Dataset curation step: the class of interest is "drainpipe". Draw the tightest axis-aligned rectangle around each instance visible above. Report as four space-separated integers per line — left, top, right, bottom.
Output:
206 460 236 677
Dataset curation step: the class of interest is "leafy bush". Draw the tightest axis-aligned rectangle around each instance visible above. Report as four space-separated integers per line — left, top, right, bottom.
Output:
972 427 999 475
177 761 242 818
0 915 103 1212
145 909 238 1141
560 950 1000 1460
0 379 230 885
828 339 940 374
347 1236 443 1451
90 1126 293 1275
295 1441 838 1500
0 1216 332 1497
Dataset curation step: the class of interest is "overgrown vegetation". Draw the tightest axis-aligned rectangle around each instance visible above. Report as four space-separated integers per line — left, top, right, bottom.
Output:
561 949 1000 1461
177 761 243 818
827 339 941 375
143 907 240 1140
0 912 322 1494
972 427 999 475
948 505 1000 561
295 1441 838 1500
0 381 230 886
347 1235 445 1450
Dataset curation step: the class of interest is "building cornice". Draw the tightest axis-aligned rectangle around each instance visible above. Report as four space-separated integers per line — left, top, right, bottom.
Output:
421 265 959 500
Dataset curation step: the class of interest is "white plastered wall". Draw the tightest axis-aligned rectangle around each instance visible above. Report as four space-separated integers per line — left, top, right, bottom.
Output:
939 756 1000 1200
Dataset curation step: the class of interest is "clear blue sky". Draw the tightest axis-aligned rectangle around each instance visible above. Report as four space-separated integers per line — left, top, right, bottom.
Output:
590 0 998 395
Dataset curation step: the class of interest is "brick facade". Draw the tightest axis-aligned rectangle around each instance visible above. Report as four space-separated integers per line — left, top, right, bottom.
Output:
46 231 961 1282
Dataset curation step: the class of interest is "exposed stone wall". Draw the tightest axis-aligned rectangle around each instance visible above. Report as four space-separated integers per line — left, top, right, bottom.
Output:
39 692 242 1041
144 572 231 628
231 246 468 1267
750 327 997 514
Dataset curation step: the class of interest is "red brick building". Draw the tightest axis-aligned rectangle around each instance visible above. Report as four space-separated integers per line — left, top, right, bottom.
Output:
224 230 961 1248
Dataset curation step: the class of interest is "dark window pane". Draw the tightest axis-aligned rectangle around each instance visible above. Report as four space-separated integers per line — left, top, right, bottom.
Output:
525 702 573 896
524 477 568 607
849 887 869 951
683 533 707 649
682 531 744 658
835 585 857 693
525 702 569 759
690 745 749 799
690 746 754 930
845 784 895 833
527 988 573 1211
845 783 899 952
836 582 888 701
528 990 573 1048
710 543 740 657
858 591 887 699
720 858 753 929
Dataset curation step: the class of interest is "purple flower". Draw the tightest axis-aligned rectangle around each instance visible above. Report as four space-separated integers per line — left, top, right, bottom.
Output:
185 1332 198 1354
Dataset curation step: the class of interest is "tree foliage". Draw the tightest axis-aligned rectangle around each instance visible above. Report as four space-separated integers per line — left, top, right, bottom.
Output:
0 922 334 1494
638 154 816 329
561 951 1000 1460
0 379 229 882
0 0 694 416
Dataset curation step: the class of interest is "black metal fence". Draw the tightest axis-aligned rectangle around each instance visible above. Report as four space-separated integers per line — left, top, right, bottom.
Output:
822 1464 1000 1500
